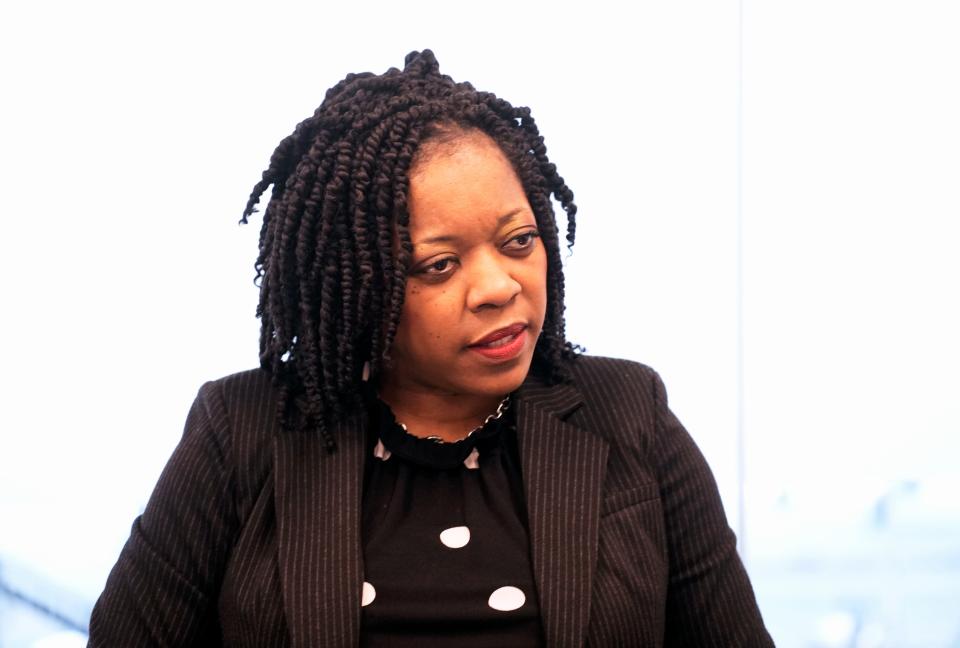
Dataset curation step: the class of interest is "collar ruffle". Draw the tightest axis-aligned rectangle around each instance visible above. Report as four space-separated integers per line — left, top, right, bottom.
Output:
370 395 512 470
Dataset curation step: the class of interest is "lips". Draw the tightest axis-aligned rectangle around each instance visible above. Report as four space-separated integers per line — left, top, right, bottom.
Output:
469 323 527 347
467 324 529 362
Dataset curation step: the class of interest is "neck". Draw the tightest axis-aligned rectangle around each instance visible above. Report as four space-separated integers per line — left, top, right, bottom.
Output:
376 381 507 443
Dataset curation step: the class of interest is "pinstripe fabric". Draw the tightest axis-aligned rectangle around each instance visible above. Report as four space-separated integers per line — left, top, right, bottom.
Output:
274 410 367 646
515 380 606 648
88 356 773 647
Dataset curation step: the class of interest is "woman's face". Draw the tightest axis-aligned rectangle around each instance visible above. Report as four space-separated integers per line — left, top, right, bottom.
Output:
383 131 547 402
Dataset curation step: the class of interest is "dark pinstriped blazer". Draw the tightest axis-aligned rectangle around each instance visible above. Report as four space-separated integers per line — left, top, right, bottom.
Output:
89 355 774 647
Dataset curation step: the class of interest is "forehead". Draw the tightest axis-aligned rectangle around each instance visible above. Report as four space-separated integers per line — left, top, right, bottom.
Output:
407 133 531 237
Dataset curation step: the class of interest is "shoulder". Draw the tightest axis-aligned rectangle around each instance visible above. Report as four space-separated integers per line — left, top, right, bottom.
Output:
190 367 281 509
555 354 668 440
561 356 668 491
192 366 281 448
564 354 665 406
195 366 279 417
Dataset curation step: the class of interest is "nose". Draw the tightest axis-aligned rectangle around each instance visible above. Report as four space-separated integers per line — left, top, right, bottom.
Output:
465 252 522 312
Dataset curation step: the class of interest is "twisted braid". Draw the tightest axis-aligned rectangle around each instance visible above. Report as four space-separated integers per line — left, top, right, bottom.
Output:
240 50 580 451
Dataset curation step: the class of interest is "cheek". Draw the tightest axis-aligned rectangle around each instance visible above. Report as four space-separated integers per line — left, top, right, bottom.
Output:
399 286 460 349
528 249 549 318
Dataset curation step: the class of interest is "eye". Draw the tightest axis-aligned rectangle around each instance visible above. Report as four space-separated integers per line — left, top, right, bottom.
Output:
503 230 540 251
416 256 458 278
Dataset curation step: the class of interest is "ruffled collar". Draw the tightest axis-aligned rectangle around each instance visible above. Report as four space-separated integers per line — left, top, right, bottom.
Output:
367 391 512 470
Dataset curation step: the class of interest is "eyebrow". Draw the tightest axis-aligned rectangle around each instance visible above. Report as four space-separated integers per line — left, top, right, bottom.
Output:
416 209 528 246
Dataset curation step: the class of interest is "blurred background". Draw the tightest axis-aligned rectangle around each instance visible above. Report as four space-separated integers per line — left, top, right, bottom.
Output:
1 0 958 646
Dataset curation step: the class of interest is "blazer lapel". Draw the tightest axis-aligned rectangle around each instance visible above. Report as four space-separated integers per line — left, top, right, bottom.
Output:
275 409 367 648
516 374 609 648
271 374 607 648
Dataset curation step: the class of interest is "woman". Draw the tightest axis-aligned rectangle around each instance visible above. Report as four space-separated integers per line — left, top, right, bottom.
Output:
89 50 774 646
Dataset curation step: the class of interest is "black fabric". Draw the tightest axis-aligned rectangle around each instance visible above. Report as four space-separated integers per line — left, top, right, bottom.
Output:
369 394 507 470
88 356 776 647
360 393 544 647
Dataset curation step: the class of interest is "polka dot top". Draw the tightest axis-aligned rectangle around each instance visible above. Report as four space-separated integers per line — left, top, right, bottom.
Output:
359 389 545 647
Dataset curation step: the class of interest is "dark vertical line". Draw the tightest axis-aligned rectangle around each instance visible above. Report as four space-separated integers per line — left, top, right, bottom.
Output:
0 579 89 635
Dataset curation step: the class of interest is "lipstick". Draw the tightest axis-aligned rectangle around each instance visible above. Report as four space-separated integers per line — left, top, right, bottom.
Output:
468 324 528 361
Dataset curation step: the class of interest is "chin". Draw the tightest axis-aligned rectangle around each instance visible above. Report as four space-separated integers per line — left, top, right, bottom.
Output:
464 356 534 397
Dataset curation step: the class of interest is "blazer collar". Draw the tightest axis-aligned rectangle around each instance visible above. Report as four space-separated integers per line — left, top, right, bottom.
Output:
514 371 608 648
274 371 608 648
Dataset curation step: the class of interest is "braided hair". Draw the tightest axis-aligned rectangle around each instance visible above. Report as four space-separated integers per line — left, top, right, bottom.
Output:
240 50 580 451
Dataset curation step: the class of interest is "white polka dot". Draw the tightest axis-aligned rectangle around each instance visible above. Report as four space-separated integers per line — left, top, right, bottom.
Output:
463 447 480 469
361 581 376 607
439 525 471 548
487 585 525 611
373 439 391 461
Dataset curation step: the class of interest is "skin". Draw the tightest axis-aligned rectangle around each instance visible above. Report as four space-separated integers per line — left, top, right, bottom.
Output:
377 131 548 442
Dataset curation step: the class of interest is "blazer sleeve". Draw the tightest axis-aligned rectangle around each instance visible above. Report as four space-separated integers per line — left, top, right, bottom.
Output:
649 369 774 647
88 381 237 647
